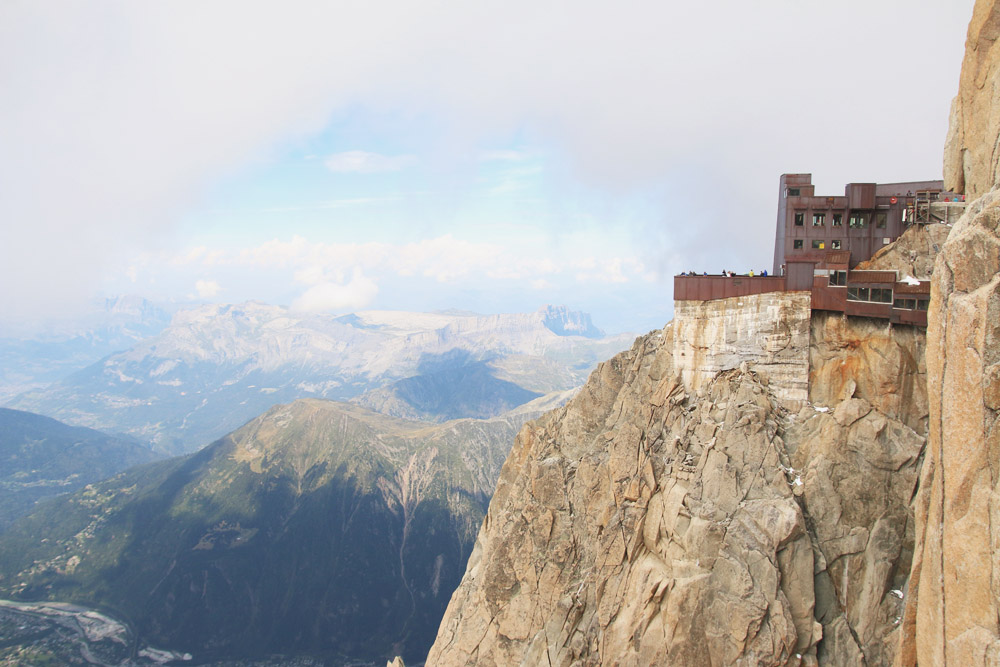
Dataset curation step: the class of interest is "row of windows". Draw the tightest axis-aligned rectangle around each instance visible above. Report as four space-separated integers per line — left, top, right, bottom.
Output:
831 276 929 310
894 298 929 311
848 287 893 303
794 212 887 228
793 239 843 250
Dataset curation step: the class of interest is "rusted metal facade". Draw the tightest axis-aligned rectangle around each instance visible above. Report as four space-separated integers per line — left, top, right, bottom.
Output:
673 275 787 301
809 267 930 327
674 172 940 328
771 173 949 275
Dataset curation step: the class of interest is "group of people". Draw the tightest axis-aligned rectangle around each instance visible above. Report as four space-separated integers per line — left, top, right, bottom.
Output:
677 269 770 277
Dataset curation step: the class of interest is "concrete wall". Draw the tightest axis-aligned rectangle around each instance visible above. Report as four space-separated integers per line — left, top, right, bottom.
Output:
673 291 812 408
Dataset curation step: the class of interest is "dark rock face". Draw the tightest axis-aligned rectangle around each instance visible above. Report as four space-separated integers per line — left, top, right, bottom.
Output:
0 399 528 665
353 361 542 422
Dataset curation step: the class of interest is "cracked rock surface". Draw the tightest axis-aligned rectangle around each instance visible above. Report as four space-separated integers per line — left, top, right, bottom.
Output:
428 312 926 666
900 189 1000 666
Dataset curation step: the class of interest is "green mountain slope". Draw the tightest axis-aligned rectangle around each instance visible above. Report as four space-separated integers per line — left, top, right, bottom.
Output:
0 407 159 531
0 399 530 664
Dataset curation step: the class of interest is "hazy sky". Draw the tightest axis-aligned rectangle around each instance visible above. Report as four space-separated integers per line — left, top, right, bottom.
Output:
0 1 975 334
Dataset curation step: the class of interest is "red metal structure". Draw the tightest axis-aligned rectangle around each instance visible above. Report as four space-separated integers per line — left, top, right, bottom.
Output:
673 173 945 328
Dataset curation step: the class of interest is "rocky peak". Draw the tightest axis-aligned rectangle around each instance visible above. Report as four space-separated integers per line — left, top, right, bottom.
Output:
537 304 605 338
943 0 1000 198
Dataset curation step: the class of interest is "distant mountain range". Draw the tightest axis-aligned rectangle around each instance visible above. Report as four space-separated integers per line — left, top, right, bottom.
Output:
9 303 630 454
0 396 557 664
0 407 160 531
0 295 173 402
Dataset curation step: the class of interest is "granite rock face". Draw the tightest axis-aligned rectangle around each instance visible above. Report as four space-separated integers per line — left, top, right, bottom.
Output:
808 312 928 434
791 314 926 666
673 292 812 409
856 223 953 283
428 310 927 665
899 189 1000 666
943 0 1000 198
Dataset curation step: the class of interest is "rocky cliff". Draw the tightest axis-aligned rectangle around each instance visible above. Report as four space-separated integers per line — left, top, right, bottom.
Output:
898 188 1000 666
894 1 1000 662
856 223 952 283
427 300 927 665
673 292 811 409
943 0 1000 198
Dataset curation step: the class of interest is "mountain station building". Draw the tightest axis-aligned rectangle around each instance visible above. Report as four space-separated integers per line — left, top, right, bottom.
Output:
674 173 966 327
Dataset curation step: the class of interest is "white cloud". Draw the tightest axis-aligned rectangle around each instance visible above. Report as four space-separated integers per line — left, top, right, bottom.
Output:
290 268 378 313
479 149 531 162
574 257 646 285
293 265 328 286
195 279 221 298
324 151 416 174
262 197 386 212
0 0 974 326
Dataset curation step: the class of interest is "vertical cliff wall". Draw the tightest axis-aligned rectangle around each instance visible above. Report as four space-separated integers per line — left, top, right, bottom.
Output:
943 0 1000 198
895 1 1000 662
674 292 811 409
899 190 1000 666
427 302 928 665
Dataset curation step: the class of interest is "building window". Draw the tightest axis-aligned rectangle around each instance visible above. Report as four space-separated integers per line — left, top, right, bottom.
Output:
894 298 919 310
811 240 825 249
787 187 801 197
852 287 892 303
813 213 825 226
832 213 843 226
794 212 805 226
916 299 928 311
849 214 866 228
830 270 847 286
875 212 887 228
793 239 804 249
831 239 842 249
